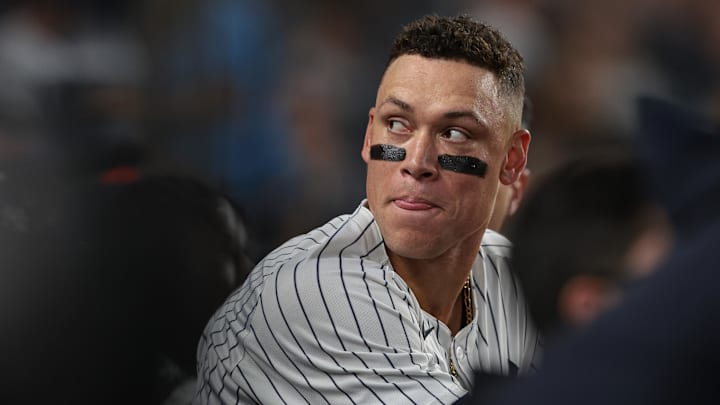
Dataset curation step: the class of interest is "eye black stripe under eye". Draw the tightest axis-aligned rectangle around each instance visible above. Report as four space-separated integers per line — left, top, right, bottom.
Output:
370 144 406 161
437 155 487 177
370 144 487 177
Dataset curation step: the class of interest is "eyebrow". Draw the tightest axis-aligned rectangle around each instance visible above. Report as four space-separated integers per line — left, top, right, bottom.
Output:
378 96 488 129
444 110 487 128
378 96 412 112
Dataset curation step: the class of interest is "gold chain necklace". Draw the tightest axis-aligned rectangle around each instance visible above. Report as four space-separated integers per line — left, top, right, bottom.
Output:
449 277 473 377
462 277 473 326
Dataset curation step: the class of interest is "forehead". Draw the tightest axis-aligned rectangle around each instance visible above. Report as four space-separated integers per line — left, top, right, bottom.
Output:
379 55 498 105
377 55 513 126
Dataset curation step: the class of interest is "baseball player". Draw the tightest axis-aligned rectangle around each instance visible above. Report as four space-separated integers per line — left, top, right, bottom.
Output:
195 14 539 404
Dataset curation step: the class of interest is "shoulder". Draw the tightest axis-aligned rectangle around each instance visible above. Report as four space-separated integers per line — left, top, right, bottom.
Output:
480 228 513 258
266 202 385 270
255 202 391 306
249 206 424 354
259 203 376 268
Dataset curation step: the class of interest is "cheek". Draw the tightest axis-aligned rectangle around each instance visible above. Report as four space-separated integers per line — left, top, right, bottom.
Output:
365 164 389 198
453 178 497 221
367 159 398 178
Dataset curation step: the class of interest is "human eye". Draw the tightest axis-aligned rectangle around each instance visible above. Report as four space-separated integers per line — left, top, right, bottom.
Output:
442 128 470 142
387 119 410 134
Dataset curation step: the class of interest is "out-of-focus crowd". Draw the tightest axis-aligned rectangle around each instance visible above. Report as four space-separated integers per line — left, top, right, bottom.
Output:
0 0 717 255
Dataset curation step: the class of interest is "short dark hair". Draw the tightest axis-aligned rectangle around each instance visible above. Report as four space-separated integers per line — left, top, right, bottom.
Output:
387 14 525 97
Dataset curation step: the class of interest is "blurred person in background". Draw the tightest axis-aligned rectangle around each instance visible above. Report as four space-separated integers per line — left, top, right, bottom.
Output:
1 174 254 404
195 14 538 404
458 154 671 405
91 175 255 404
0 3 151 400
507 157 671 335
459 97 719 404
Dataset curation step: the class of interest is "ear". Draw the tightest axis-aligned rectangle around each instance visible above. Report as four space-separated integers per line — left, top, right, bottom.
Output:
507 168 531 217
361 107 376 164
499 129 531 185
557 275 615 328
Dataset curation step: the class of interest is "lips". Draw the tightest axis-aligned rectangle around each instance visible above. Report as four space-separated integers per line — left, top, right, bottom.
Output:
392 197 437 210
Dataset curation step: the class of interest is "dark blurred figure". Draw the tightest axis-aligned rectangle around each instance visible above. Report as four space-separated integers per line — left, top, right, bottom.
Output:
458 98 720 404
458 156 671 405
1 175 253 404
90 175 254 404
509 157 671 335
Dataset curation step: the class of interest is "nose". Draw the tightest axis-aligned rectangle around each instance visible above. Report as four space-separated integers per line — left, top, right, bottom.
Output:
400 134 439 180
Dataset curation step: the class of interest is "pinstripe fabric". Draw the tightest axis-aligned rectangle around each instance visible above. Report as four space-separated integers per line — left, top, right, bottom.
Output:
194 201 540 405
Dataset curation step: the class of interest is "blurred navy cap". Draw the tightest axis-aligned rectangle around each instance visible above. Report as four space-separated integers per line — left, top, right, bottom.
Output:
634 96 720 231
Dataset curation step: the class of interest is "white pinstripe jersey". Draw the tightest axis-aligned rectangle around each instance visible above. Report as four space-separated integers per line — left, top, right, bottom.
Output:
194 201 540 405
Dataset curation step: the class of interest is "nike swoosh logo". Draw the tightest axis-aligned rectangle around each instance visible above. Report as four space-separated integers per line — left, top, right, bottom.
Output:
423 326 435 339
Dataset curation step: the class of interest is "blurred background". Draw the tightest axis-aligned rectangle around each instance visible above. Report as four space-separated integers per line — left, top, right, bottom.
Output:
0 0 718 257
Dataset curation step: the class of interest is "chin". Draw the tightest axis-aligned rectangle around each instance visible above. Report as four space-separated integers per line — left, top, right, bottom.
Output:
384 234 444 260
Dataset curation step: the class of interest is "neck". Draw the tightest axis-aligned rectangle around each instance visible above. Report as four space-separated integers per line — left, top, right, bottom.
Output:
388 241 478 335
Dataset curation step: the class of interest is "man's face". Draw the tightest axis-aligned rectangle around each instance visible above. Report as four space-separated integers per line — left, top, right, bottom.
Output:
361 55 529 260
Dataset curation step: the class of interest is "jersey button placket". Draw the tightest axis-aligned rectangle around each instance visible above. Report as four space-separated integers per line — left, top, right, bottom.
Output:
449 342 470 388
455 346 465 360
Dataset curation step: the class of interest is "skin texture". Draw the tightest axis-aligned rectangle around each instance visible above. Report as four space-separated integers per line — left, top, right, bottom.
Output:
488 168 531 232
361 54 530 333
